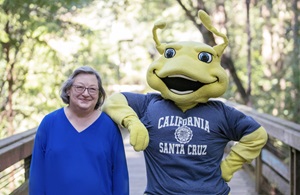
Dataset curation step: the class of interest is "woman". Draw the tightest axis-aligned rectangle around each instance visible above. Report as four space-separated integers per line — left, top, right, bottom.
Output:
29 66 129 195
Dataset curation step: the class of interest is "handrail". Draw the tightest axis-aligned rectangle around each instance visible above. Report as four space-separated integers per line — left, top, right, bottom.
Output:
224 100 300 150
222 99 300 195
0 100 300 195
0 128 37 172
0 128 36 195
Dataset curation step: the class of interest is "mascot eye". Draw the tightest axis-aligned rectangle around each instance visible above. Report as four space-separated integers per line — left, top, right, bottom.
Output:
164 48 176 58
198 52 212 63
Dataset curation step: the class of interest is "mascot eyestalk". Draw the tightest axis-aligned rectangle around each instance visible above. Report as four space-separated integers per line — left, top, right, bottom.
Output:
103 10 268 195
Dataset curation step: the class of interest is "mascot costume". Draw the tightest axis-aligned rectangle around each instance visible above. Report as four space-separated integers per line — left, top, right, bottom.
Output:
103 10 268 195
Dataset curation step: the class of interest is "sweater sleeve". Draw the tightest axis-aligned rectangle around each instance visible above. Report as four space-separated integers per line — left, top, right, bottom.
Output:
112 124 129 195
29 118 47 195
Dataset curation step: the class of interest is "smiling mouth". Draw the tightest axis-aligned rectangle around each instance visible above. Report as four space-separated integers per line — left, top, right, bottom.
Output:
161 75 207 95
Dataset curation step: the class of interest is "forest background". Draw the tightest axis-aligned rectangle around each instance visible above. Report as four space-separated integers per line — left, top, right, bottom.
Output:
0 0 299 139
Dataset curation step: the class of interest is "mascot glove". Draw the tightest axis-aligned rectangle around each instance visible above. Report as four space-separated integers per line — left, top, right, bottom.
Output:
221 150 246 182
123 116 149 152
221 127 268 182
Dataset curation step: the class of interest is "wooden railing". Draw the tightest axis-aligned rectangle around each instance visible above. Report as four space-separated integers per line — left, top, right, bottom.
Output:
0 128 36 195
224 99 300 195
0 100 299 195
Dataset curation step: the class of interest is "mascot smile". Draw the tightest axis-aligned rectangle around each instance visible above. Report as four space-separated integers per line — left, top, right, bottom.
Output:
103 10 268 195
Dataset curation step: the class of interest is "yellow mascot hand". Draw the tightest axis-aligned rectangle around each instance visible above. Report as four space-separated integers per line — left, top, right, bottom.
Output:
221 127 268 182
123 116 149 151
221 150 246 182
102 93 149 151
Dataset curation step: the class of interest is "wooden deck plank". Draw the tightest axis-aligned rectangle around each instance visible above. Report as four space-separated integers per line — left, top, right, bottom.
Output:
123 135 147 195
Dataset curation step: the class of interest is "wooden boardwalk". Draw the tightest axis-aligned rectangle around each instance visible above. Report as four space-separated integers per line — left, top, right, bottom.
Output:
123 134 258 195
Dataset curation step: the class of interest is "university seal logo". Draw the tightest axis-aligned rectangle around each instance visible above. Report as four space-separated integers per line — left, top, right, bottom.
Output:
174 126 193 144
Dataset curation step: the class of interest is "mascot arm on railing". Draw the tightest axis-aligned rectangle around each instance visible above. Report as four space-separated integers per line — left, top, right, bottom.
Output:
102 93 149 151
221 126 268 182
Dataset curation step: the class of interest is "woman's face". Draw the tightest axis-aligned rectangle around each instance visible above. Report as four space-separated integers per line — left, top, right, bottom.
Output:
67 73 99 112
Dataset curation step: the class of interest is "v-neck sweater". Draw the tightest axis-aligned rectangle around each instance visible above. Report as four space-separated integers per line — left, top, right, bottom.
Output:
29 108 129 195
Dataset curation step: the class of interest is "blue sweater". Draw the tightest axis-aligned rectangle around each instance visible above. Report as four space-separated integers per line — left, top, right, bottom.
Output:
29 108 129 195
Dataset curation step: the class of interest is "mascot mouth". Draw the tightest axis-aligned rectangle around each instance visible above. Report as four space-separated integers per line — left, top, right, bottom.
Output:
161 75 206 95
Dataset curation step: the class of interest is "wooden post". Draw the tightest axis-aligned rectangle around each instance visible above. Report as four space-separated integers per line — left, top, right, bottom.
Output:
255 153 262 194
24 155 31 180
290 148 300 195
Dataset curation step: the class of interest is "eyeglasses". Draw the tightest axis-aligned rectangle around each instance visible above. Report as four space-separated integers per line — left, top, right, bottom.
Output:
72 85 99 95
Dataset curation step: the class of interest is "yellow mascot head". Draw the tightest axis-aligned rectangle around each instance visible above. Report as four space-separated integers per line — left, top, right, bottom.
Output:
147 10 229 111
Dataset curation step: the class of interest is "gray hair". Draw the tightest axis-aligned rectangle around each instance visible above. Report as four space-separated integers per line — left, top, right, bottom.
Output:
60 66 106 110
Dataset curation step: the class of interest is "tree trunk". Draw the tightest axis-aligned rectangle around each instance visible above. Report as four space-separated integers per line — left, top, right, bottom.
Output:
246 0 252 106
222 55 249 103
292 0 300 122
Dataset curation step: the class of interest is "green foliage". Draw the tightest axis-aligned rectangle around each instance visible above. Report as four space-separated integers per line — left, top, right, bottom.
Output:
220 0 299 122
0 0 299 138
0 0 95 137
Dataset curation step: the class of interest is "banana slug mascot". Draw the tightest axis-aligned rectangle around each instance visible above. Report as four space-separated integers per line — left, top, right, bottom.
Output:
103 10 268 195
